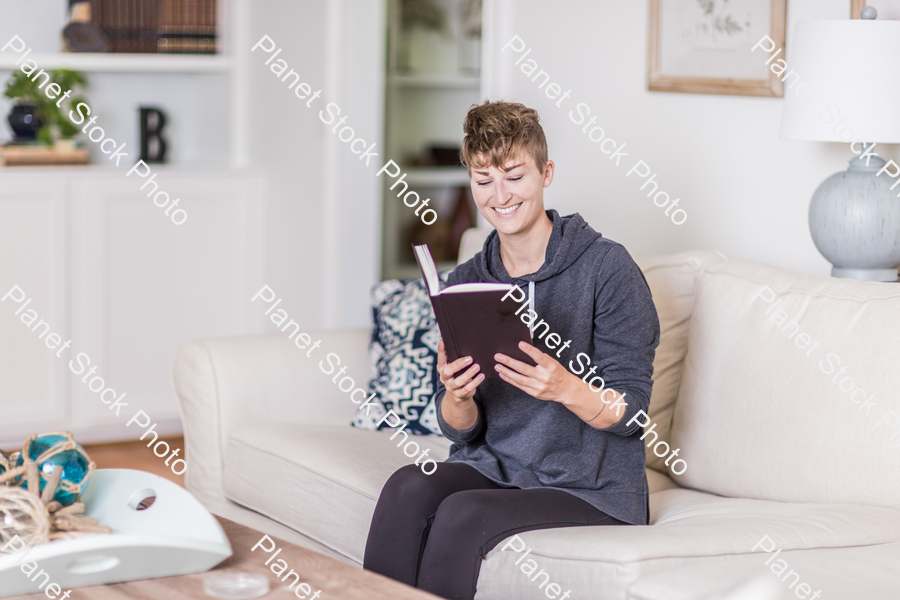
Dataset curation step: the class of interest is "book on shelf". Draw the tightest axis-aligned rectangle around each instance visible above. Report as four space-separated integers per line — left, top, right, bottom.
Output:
414 244 536 379
91 0 159 53
158 0 217 54
87 0 217 54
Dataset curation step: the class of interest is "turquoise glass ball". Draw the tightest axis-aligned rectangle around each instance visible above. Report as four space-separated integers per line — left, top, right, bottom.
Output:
15 434 90 506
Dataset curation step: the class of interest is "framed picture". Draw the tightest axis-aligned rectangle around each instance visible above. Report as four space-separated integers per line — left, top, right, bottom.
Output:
648 0 787 97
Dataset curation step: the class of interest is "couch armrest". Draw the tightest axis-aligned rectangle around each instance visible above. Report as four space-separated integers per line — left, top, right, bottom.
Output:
172 328 371 506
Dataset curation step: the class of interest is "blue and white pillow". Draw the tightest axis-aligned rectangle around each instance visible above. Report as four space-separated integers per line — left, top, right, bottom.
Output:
351 272 451 436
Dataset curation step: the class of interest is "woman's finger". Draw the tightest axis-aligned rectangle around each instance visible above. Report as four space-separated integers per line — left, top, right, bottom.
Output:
494 352 539 378
459 373 485 395
496 366 537 395
437 340 447 369
442 355 474 379
450 363 480 389
495 363 531 387
517 341 551 365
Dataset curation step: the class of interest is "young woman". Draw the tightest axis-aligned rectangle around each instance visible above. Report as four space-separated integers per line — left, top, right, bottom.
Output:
364 101 660 600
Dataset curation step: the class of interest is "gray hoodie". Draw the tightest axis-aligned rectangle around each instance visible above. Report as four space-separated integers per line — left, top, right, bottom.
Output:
434 209 660 525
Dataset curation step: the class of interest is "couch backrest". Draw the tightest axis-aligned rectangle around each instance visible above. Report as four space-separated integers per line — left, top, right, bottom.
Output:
458 227 490 264
670 260 900 506
632 251 726 472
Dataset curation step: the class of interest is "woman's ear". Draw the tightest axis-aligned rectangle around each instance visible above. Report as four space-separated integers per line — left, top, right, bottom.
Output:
542 160 555 187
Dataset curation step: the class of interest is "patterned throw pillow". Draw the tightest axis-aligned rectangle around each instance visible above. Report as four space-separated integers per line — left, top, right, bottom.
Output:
351 273 451 436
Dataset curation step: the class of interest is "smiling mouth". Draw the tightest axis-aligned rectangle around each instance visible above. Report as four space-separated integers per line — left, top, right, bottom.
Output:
493 203 522 217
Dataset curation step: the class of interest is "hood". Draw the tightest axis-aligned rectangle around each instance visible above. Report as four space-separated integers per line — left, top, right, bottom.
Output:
472 209 602 283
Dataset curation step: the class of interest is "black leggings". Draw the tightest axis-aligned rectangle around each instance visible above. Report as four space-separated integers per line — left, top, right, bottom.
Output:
363 462 627 600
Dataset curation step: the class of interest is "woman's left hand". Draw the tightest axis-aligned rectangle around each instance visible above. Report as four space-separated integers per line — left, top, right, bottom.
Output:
494 342 579 404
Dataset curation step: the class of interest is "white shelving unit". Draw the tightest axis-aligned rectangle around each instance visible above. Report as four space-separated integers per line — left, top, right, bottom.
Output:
382 0 483 280
0 53 233 73
388 73 479 90
0 0 246 168
406 166 472 187
0 0 264 446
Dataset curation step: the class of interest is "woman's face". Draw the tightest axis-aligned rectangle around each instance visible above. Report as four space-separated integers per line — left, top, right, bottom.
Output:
470 153 554 236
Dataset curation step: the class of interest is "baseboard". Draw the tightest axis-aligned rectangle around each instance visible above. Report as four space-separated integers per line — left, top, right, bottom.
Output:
0 418 184 450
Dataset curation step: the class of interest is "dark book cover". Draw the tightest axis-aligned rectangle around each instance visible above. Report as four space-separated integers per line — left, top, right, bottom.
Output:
414 245 536 379
92 0 158 53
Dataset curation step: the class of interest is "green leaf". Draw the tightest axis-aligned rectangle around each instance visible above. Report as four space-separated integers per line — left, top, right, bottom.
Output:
58 120 79 138
37 127 52 145
53 69 88 88
68 96 89 108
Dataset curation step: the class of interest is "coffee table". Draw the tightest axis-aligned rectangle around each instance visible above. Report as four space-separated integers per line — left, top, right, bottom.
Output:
7 516 441 600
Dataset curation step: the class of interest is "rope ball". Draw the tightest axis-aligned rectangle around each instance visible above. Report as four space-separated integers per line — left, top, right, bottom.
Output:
0 432 111 550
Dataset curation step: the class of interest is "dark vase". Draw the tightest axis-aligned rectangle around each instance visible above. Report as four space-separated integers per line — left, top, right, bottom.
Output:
8 104 44 141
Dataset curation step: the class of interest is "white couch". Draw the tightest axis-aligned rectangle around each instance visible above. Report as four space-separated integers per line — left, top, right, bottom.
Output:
173 232 900 599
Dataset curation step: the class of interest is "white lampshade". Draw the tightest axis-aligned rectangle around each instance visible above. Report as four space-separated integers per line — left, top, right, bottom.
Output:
779 20 900 143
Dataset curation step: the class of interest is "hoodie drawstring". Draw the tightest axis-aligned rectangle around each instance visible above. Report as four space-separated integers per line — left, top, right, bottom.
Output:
528 280 535 339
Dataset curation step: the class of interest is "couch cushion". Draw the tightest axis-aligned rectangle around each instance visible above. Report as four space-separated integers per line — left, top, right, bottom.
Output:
224 424 681 567
475 487 900 600
626 541 900 600
632 251 726 473
671 260 900 505
223 423 452 565
353 272 451 435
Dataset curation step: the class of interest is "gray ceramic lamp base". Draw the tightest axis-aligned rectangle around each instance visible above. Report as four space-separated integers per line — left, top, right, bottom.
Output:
809 152 900 282
831 266 898 281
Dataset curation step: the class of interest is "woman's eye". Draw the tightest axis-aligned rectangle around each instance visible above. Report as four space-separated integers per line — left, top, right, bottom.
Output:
508 176 522 182
477 180 491 186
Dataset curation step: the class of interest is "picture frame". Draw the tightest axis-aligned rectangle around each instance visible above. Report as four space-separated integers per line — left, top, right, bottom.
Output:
648 0 788 97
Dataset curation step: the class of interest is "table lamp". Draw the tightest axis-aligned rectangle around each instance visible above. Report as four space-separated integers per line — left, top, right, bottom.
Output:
780 8 900 282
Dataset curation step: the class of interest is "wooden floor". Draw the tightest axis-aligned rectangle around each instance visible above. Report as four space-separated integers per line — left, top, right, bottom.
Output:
83 436 186 487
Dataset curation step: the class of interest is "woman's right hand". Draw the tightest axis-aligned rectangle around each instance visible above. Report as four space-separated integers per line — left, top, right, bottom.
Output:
438 339 485 402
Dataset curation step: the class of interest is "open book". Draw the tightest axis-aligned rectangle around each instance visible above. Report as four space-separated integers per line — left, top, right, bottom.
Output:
414 244 536 379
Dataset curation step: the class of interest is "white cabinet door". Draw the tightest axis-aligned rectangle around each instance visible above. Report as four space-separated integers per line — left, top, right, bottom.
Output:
69 172 263 437
0 178 69 440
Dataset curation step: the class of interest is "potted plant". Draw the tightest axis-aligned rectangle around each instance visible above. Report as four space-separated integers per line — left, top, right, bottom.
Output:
4 69 88 147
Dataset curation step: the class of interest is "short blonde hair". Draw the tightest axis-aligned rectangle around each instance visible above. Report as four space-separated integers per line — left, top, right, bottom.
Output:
460 100 548 173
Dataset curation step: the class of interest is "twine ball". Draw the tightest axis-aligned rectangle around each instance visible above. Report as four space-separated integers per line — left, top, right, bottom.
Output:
15 434 91 507
0 486 51 549
0 449 8 476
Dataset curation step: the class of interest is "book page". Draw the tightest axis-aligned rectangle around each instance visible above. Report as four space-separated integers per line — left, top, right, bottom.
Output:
413 244 442 296
439 283 514 294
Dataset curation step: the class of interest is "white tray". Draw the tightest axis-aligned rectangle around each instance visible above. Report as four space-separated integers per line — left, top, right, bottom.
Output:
0 468 232 596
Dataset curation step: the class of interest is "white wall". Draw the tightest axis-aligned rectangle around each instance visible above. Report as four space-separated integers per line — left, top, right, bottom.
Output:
245 0 384 330
242 1 330 329
483 0 891 277
0 0 67 53
322 0 385 329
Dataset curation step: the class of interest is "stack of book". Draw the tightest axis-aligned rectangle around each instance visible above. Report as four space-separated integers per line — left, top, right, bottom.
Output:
1 142 90 167
91 0 160 53
158 0 217 54
88 0 217 54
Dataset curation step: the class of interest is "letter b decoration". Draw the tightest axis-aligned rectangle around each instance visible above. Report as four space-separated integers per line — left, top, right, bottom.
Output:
139 107 168 163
